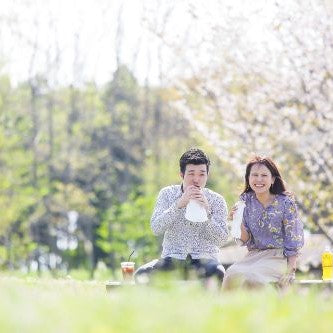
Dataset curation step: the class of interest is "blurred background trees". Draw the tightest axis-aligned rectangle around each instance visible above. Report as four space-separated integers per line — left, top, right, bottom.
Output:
0 0 332 277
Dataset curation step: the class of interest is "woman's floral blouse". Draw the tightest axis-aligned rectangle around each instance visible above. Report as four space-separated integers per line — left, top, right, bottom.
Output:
240 192 304 257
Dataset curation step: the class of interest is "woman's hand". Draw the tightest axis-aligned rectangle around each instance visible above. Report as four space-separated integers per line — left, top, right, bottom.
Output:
229 204 250 243
278 270 296 288
278 256 297 287
228 205 238 220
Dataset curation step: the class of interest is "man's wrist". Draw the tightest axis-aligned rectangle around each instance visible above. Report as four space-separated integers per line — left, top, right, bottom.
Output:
176 199 185 209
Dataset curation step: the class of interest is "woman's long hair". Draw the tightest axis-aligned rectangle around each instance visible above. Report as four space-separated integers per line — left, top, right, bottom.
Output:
241 156 287 195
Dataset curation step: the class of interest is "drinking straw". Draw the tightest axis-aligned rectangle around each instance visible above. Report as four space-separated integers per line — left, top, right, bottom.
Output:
128 250 135 262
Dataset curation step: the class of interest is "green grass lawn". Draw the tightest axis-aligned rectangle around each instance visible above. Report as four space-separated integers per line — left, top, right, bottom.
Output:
0 274 332 333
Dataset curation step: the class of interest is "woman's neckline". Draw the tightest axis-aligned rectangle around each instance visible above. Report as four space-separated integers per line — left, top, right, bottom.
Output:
254 193 277 209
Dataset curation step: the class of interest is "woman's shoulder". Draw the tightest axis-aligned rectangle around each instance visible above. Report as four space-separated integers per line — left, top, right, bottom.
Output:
239 191 254 203
277 192 296 206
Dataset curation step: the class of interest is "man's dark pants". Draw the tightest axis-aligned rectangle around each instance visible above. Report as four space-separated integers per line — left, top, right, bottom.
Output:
134 255 225 282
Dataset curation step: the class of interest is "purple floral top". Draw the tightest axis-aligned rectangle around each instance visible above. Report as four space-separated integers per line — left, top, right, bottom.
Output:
240 192 304 257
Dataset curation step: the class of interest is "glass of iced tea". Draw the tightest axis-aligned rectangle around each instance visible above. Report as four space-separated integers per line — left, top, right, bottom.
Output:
121 262 135 281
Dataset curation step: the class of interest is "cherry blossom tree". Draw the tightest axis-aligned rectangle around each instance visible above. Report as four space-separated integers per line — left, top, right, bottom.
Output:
143 0 333 241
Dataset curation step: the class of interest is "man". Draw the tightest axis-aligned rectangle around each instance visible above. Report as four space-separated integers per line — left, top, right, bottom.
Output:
135 148 229 283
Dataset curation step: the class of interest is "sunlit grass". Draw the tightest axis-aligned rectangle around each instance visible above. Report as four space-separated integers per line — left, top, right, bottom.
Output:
0 274 332 333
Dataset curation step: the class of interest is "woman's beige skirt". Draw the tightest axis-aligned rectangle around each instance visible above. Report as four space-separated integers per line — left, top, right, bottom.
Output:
222 248 287 289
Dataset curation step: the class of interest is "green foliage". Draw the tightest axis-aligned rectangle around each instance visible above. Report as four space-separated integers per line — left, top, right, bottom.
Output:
96 191 159 267
0 63 241 275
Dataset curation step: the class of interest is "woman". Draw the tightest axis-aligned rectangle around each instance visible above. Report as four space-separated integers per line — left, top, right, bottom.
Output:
223 156 304 289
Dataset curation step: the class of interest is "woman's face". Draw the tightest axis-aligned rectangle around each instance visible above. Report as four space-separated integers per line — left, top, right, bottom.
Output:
249 163 275 195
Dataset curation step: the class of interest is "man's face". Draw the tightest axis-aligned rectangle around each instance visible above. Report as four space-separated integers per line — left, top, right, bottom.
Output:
181 164 208 190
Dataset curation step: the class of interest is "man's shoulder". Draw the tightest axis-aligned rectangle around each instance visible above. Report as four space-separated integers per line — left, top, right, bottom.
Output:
159 185 181 196
204 188 226 202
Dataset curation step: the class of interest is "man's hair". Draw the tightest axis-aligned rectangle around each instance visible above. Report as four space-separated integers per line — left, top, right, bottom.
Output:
179 148 210 174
